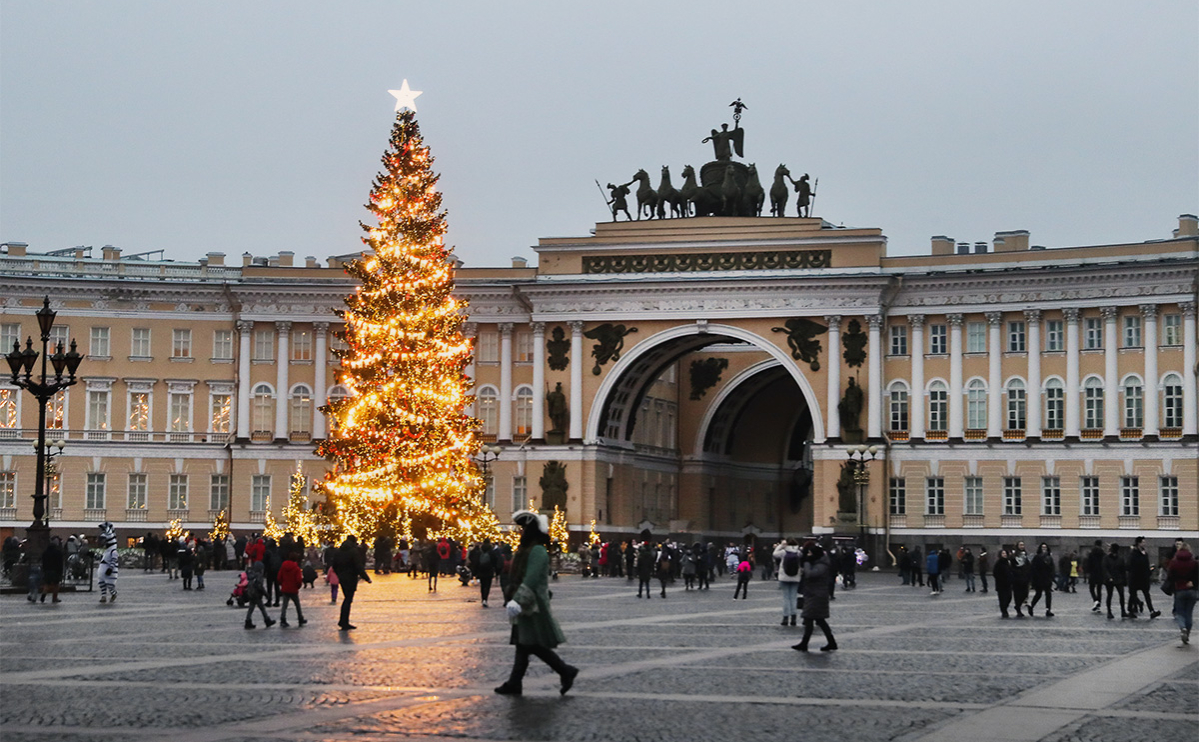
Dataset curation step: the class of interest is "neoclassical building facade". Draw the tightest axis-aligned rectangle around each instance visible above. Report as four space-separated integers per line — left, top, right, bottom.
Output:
0 213 1195 559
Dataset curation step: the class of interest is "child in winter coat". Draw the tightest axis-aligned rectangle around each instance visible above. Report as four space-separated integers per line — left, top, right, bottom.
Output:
326 564 340 604
227 571 248 607
277 552 306 627
733 558 753 599
301 559 318 589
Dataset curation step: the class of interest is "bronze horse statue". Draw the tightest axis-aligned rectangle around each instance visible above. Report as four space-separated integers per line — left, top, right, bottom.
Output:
742 163 765 217
681 164 720 217
770 164 791 217
719 164 740 216
656 166 686 218
631 169 658 220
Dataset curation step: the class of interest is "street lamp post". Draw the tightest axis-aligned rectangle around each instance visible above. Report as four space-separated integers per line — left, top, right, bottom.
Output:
475 443 502 489
5 297 84 560
845 444 880 549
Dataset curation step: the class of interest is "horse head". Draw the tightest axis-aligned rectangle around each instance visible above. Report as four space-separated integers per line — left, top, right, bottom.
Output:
634 169 648 183
775 164 789 178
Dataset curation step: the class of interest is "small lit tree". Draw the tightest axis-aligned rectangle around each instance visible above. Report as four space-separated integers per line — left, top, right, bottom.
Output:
208 509 230 542
550 505 570 553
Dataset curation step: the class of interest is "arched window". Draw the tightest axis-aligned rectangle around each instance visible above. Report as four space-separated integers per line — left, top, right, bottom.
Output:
928 381 948 432
290 384 312 436
1044 378 1064 430
1122 376 1143 428
0 387 18 434
478 387 498 436
324 385 349 431
514 387 533 436
888 382 909 433
966 379 987 430
252 384 274 435
1005 379 1026 430
1162 373 1184 429
1083 377 1104 430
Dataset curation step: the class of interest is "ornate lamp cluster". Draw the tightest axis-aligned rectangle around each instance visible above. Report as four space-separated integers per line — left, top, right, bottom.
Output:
4 296 84 527
845 444 880 543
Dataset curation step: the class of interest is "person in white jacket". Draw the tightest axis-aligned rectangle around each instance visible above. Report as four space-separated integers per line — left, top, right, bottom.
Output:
773 538 803 626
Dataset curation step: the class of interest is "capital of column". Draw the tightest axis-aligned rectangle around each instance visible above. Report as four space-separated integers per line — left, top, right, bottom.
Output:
569 320 585 333
1181 302 1196 318
531 321 546 337
236 319 254 333
1100 306 1118 321
498 322 514 336
866 314 884 330
313 321 329 335
275 320 293 332
823 315 842 327
909 314 926 328
985 312 1002 326
1139 303 1158 319
463 322 477 337
946 313 964 327
1063 308 1081 324
1023 309 1042 323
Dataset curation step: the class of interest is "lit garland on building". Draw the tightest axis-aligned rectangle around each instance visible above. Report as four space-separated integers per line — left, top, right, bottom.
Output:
588 518 601 546
315 107 498 544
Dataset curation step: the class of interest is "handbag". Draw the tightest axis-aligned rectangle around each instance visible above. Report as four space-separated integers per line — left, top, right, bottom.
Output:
1160 581 1174 596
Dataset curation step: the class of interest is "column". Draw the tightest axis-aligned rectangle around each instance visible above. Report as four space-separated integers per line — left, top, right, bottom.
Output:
1140 304 1158 437
947 314 964 439
1025 310 1042 437
569 321 585 441
1064 309 1081 438
463 323 477 416
909 315 925 439
1102 307 1118 436
498 323 513 441
986 312 1002 439
531 322 546 441
1182 302 1197 436
824 315 841 441
236 320 253 440
274 321 291 440
866 314 883 439
313 322 329 440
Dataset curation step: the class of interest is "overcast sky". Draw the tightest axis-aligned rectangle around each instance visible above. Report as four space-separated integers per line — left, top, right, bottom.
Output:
2 2 1196 268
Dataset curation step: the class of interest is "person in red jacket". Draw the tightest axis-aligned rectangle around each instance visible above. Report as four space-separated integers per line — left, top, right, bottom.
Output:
277 551 307 628
245 535 266 565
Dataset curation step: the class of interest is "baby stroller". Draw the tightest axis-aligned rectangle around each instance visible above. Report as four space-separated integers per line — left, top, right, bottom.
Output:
456 563 472 586
226 571 249 607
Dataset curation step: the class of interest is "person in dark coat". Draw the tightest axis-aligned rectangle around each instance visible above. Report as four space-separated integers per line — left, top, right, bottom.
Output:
910 546 924 587
469 539 497 607
1103 542 1128 619
142 532 158 572
792 543 836 652
1165 543 1197 645
263 538 283 606
1010 541 1032 617
177 540 194 590
1127 536 1159 619
332 535 372 630
635 543 654 598
494 510 579 696
160 534 177 578
624 540 636 581
993 547 1014 618
1028 542 1055 617
1085 539 1105 611
978 547 990 593
40 536 64 603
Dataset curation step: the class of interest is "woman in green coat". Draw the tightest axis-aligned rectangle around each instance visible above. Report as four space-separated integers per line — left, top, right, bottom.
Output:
495 510 579 696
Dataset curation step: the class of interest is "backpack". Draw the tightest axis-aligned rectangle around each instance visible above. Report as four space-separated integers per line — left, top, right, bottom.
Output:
782 550 801 577
479 549 492 570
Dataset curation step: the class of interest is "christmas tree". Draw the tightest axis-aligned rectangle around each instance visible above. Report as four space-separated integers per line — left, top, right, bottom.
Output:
316 107 495 543
281 464 320 545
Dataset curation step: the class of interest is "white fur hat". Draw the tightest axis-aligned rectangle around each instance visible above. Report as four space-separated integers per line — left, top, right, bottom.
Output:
512 509 549 535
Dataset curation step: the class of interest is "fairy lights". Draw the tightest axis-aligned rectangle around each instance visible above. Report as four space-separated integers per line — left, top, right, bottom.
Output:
315 107 499 544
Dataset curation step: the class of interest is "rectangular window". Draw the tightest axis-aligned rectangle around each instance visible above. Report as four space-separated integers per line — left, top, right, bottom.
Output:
1084 317 1102 349
0 388 16 431
87 389 110 431
925 477 944 515
1081 476 1100 516
0 323 20 354
1162 313 1181 345
212 329 234 360
131 327 151 357
1122 316 1141 347
0 471 15 508
1159 476 1179 516
928 324 947 355
251 474 271 512
128 391 150 431
169 392 191 432
210 474 230 512
50 325 69 350
1003 476 1022 515
889 325 908 356
1120 476 1139 516
171 329 191 358
515 330 533 362
127 473 147 510
1007 321 1026 352
478 330 499 363
512 475 527 514
1044 385 1064 429
928 387 948 432
168 474 188 510
888 477 905 515
210 393 231 434
292 329 312 361
1042 477 1061 515
964 476 984 516
90 327 110 357
889 390 908 432
485 477 496 510
253 329 275 361
86 472 106 510
1045 319 1064 351
966 321 986 353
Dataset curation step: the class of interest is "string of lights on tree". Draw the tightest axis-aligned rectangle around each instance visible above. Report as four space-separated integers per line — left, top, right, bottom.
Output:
315 106 499 544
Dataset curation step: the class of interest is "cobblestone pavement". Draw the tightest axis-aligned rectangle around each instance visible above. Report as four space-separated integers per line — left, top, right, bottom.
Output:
1 569 1194 741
